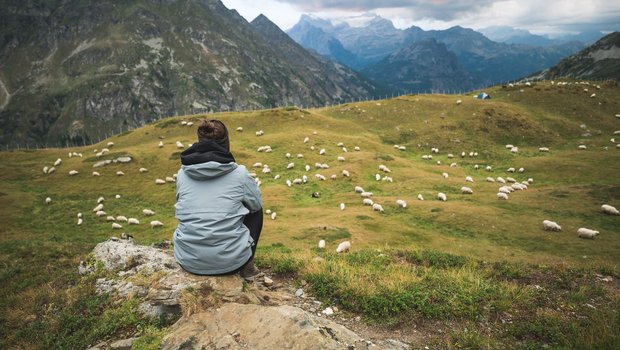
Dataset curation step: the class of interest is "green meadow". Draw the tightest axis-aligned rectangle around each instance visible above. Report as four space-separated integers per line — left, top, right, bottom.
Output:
1 81 619 349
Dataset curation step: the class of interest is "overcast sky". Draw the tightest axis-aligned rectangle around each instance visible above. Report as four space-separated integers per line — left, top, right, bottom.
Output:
221 0 620 37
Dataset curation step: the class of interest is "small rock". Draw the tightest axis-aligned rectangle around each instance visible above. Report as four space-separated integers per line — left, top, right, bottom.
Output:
116 156 132 163
263 276 273 286
110 337 137 350
333 306 339 312
295 288 304 297
322 307 334 316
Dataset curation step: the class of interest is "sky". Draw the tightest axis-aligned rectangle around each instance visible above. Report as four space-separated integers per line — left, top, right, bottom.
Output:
220 0 620 37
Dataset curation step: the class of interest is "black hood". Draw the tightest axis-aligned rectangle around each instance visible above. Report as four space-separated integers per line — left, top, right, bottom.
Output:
180 139 236 165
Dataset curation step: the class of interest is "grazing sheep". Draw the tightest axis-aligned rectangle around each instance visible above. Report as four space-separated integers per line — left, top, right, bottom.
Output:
506 177 516 183
461 186 473 194
354 146 360 151
486 177 495 182
539 147 549 152
542 220 562 231
286 162 295 169
337 156 345 162
363 198 374 206
139 168 148 173
461 151 466 157
297 154 304 158
507 168 515 173
527 178 534 184
442 172 449 179
181 121 187 126
447 154 454 158
518 167 525 173
498 187 511 194
116 216 128 222
319 149 326 155
372 203 384 212
601 204 620 215
318 240 326 249
417 194 424 201
302 175 308 183
330 174 337 180
437 192 447 202
292 178 303 185
112 223 122 229
176 141 184 149
54 158 62 167
69 170 79 176
93 204 104 212
361 191 373 198
155 179 166 185
285 153 291 159
77 212 82 219
355 186 365 193
236 127 243 132
43 166 49 174
398 146 406 151
450 162 457 168
128 218 140 225
465 176 474 183
143 209 155 216
305 164 311 171
474 164 479 170
77 218 83 225
271 212 277 220
485 166 492 171
342 170 350 177
97 196 105 204
577 228 599 239
116 171 125 176
396 199 407 208
45 197 52 205
165 177 175 183
340 203 345 211
336 241 351 253
303 137 309 143
265 209 272 215
150 220 164 228
158 141 164 148
497 177 506 184
342 147 348 153
286 179 292 187
578 145 587 150
262 167 271 174
255 130 264 136
378 165 391 173
315 174 326 181
382 176 393 182
497 192 508 200
510 147 519 153
456 99 462 105
375 174 381 181
505 144 514 149
253 162 263 168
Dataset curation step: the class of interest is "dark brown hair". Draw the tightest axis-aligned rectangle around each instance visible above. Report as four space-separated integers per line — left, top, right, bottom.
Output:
197 119 227 141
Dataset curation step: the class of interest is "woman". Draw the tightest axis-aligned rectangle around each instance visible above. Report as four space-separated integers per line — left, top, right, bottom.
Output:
173 119 263 280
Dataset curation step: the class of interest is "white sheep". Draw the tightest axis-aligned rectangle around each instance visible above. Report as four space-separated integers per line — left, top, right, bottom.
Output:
372 203 384 212
355 186 365 193
236 127 243 132
297 154 304 158
158 141 164 148
539 147 549 152
450 162 457 168
578 145 587 150
315 174 326 181
77 218 83 225
354 146 360 151
93 203 104 212
527 178 534 184
69 170 79 176
382 176 393 183
302 175 308 183
155 179 166 185
116 171 125 176
505 144 514 149
506 177 516 183
336 241 351 253
165 177 175 183
150 220 164 228
176 141 184 149
271 212 277 220
363 198 374 206
497 192 508 200
375 174 381 181
474 164 479 170
438 192 447 202
286 162 294 169
77 212 82 219
361 191 373 198
447 154 454 158
485 166 492 171
507 167 515 173
442 172 449 179
181 121 187 125
510 147 519 153
330 174 337 180
303 137 309 143
285 152 291 158
417 194 424 201
340 203 345 211
342 147 348 153
456 99 462 105
398 146 406 151
262 167 271 174
337 156 345 162
274 174 281 180
601 204 620 215
255 130 264 136
518 167 525 173
396 199 407 208
97 196 105 204
497 177 506 184
45 197 52 205
461 186 473 194
292 178 302 185
112 223 122 229
577 228 599 239
498 187 511 194
378 165 391 173
319 149 326 155
54 158 62 167
542 220 562 231
142 209 155 216
139 168 148 173
342 170 350 177
318 240 326 249
265 209 272 215
286 179 292 187
106 216 115 221
486 177 495 182
465 176 474 183
252 162 263 168
128 218 140 225
43 166 49 174
305 164 311 171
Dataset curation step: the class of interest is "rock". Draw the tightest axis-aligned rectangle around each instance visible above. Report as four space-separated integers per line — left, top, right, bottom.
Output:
93 160 112 168
110 337 137 350
86 341 109 350
295 288 304 297
322 307 334 316
116 156 132 163
263 276 273 286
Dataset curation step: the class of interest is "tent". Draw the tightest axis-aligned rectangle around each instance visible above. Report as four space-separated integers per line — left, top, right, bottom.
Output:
475 92 491 99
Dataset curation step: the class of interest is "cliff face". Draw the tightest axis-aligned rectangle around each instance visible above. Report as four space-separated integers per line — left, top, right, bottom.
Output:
0 0 378 146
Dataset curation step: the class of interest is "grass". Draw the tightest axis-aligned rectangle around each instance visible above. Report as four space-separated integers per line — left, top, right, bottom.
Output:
0 80 619 348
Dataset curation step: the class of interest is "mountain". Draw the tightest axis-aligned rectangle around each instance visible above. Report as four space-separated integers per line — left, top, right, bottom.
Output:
479 26 557 46
535 32 620 80
361 39 478 93
0 1 379 147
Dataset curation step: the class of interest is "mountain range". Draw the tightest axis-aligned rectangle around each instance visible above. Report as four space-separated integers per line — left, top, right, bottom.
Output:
0 0 379 147
288 14 590 90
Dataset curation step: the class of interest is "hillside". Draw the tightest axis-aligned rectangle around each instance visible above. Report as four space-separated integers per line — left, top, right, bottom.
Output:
0 0 379 147
536 32 620 80
0 81 619 349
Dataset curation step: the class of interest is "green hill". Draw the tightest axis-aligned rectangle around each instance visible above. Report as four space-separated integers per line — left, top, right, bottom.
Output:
1 81 619 349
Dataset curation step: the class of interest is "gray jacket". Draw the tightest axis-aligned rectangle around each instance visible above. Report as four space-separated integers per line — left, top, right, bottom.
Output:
173 161 262 275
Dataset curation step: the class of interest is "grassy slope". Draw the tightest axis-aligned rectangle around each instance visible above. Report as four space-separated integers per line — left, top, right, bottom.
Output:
0 81 619 348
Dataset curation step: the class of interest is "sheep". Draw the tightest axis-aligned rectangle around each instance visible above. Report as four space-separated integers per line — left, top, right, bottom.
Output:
265 209 272 215
461 186 473 194
469 152 474 157
450 162 457 168
465 176 474 183
498 187 511 194
297 154 304 158
77 218 83 225
330 174 337 180
396 199 407 208
253 162 263 168
417 194 424 201
340 203 345 211
77 212 82 219
255 130 264 136
271 212 277 220
527 178 534 184
139 168 148 173
286 162 295 169
69 170 79 176
165 177 175 183
372 203 384 212
284 152 292 159
236 127 243 132
398 146 406 151
518 167 525 173
302 175 308 183
442 172 449 179
319 149 326 155
375 174 381 181
578 145 587 150
601 204 620 215
47 167 55 174
143 209 155 216
361 191 373 198
363 198 374 206
378 164 391 173
315 174 326 181
382 176 393 183
505 144 514 149
112 223 123 229
286 179 292 187
181 121 187 125
486 177 495 182
97 196 105 204
506 177 516 183
116 216 128 222
54 158 62 167
507 167 515 173
342 170 350 177
342 147 348 153
262 167 271 174
456 99 462 105
437 192 447 202
337 156 346 162
485 166 492 171
539 147 550 152
158 141 164 148
43 166 49 174
354 186 364 193
354 146 360 151
176 141 184 149
447 154 454 158
336 241 351 253
292 178 303 185
542 220 562 231
305 165 311 171
497 192 508 200
577 228 599 239
510 147 519 153
155 179 166 185
303 137 309 143
116 171 125 176
93 203 104 212
150 220 164 228
128 218 140 225
45 197 52 205
497 177 506 184
461 151 466 157
318 240 326 249
474 164 479 170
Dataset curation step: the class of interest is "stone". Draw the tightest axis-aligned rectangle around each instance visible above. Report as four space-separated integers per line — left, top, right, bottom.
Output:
116 156 132 163
110 337 137 350
322 307 334 316
295 288 304 297
263 276 273 286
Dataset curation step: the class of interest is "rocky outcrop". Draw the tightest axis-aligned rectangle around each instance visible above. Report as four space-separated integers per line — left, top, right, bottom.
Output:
88 239 410 350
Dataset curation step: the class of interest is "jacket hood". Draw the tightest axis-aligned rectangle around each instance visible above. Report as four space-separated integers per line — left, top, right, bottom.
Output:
182 161 238 180
180 139 236 166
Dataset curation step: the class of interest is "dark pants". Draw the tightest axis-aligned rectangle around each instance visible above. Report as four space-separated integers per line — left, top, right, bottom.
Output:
216 209 263 275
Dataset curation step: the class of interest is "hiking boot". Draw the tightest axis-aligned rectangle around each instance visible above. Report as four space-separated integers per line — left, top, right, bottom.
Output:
239 256 261 281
